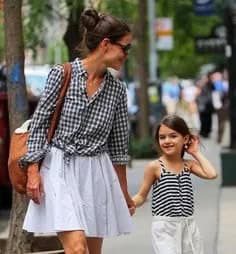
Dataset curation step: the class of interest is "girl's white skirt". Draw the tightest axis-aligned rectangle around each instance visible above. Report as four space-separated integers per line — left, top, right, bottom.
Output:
152 216 204 254
23 147 133 238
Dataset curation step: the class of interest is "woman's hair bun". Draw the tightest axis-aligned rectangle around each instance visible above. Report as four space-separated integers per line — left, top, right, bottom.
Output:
81 9 100 31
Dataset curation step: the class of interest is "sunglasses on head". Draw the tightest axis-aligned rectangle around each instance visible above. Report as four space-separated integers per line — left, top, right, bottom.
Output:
112 42 132 54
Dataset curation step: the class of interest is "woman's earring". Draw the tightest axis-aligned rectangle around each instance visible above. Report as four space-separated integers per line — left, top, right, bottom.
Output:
184 144 188 149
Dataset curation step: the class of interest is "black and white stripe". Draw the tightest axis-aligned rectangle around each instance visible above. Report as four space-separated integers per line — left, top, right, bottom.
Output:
152 159 194 217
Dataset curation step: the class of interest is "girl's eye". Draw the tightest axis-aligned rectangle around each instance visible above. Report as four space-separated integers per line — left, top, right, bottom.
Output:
159 136 165 139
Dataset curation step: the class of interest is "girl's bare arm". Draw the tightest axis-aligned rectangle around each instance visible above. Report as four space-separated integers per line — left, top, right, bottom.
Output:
189 152 218 179
185 136 217 179
132 161 159 207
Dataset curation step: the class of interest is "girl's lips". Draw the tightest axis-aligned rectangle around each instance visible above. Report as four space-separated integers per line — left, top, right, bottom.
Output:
163 145 174 148
162 146 176 152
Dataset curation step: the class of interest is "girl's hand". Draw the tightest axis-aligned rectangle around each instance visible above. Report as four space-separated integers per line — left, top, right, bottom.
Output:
121 188 136 216
124 193 136 216
26 163 44 204
185 135 200 155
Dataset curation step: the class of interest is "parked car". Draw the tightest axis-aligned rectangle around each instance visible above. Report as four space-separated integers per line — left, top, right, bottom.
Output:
25 65 50 98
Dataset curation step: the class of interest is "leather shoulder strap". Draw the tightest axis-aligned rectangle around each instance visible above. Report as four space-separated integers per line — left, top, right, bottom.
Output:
47 62 72 142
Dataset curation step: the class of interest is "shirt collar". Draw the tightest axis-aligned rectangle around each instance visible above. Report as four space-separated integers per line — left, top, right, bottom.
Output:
74 57 114 80
74 57 88 77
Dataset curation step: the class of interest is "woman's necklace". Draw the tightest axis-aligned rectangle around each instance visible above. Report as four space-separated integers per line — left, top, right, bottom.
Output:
86 77 103 98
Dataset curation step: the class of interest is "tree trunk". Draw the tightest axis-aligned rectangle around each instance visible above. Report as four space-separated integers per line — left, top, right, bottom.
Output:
136 0 150 139
3 1 33 253
63 0 84 61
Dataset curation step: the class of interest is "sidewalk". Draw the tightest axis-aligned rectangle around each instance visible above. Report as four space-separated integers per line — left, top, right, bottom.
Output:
1 121 236 253
216 120 236 254
217 187 236 254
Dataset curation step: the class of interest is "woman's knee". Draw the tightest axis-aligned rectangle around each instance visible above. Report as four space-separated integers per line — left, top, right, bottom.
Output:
58 230 87 254
65 243 87 254
87 237 103 254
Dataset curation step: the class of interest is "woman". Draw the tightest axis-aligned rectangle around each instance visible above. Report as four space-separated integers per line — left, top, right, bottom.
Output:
20 9 135 254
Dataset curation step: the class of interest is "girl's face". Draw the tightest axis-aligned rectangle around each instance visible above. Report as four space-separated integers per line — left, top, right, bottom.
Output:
158 124 188 156
104 33 133 70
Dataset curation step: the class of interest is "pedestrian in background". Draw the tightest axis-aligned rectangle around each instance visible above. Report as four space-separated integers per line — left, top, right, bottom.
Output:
133 115 217 254
179 79 200 131
211 70 229 143
161 77 181 115
196 74 214 138
20 8 135 254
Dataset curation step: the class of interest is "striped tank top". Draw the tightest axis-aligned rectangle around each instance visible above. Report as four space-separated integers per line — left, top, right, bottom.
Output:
152 159 194 217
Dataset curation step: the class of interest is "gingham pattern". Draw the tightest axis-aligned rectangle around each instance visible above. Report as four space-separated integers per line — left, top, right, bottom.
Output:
20 58 129 167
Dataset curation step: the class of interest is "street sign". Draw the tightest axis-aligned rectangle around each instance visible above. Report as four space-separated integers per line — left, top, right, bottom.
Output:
193 0 215 16
155 17 173 50
195 24 226 53
195 37 226 53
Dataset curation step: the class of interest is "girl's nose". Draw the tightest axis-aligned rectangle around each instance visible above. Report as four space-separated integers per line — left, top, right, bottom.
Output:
164 137 170 143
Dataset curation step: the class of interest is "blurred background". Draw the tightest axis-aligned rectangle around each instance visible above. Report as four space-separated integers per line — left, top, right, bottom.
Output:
0 0 236 253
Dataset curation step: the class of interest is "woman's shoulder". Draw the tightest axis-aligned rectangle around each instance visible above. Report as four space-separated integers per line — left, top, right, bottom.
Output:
41 64 64 92
106 71 127 90
47 64 64 79
48 61 80 83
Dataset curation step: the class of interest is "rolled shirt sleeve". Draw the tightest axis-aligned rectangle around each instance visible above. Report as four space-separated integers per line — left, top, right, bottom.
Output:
19 65 63 167
107 83 129 165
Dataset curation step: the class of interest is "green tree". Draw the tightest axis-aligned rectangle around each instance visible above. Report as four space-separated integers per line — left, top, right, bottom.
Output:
23 0 83 61
23 0 138 62
157 0 224 78
23 0 51 54
99 0 137 21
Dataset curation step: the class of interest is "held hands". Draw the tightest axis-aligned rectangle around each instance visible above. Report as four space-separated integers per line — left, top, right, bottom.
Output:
26 163 44 204
184 135 200 155
113 164 136 216
121 187 136 216
125 193 136 216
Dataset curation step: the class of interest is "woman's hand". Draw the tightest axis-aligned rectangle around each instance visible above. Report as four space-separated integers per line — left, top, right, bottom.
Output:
26 163 43 204
113 164 136 216
123 191 136 216
185 135 200 155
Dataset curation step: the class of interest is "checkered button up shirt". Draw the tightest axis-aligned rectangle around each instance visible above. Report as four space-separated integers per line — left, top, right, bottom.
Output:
20 58 129 167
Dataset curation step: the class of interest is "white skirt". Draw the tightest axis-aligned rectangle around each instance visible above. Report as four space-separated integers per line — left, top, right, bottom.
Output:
23 147 133 238
152 216 204 254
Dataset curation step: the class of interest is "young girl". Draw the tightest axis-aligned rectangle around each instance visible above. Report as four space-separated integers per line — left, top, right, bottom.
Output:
133 115 217 254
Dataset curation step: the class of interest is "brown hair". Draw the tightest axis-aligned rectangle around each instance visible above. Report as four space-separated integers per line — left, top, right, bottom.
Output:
154 115 194 157
78 9 131 56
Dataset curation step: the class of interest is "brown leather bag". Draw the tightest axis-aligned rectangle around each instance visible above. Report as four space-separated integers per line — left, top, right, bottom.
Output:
8 63 72 194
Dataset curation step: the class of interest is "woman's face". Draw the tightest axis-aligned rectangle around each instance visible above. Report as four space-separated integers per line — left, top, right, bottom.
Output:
158 124 188 157
105 33 133 70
